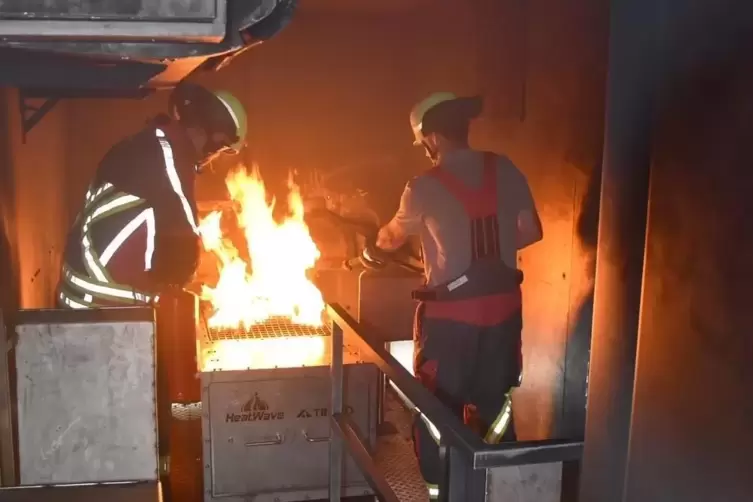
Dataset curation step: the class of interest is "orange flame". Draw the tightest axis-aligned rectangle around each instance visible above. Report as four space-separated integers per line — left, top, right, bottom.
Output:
199 164 326 341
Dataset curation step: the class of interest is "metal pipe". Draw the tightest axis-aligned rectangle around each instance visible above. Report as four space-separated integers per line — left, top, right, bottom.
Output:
437 442 450 502
328 320 344 502
579 0 659 499
154 292 201 502
155 291 201 403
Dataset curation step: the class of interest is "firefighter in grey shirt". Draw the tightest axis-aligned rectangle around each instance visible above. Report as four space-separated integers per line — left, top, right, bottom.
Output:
374 92 543 499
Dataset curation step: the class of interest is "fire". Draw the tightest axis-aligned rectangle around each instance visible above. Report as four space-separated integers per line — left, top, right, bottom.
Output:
201 337 328 373
198 165 327 371
199 165 325 328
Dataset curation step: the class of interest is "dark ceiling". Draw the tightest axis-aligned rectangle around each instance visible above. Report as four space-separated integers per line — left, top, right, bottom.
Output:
298 0 433 14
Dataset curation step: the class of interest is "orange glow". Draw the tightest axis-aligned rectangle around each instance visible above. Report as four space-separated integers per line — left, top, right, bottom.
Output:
202 337 327 372
198 165 326 371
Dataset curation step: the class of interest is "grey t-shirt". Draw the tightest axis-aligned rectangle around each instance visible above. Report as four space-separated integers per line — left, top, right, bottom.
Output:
392 149 536 286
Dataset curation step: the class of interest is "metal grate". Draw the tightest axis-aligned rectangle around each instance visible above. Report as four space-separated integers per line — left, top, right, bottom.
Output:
376 391 431 502
206 316 330 341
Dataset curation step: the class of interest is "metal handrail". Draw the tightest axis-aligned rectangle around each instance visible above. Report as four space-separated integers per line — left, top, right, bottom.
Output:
327 303 583 501
329 303 479 452
330 413 400 502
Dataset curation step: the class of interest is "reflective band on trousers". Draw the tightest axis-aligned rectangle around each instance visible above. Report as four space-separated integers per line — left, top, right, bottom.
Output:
60 289 158 309
484 393 514 444
63 266 153 304
427 484 439 500
155 128 199 234
59 291 89 309
418 393 514 446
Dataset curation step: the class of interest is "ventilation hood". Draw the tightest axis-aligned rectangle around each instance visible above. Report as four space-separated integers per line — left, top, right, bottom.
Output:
0 0 297 96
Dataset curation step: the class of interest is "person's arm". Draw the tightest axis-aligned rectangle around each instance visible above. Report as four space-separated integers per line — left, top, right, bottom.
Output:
511 167 543 250
134 136 200 289
98 132 200 290
518 209 543 249
376 180 422 251
150 137 201 288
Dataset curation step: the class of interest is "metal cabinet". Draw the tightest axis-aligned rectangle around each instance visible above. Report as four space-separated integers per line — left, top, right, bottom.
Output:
14 308 159 486
202 364 377 502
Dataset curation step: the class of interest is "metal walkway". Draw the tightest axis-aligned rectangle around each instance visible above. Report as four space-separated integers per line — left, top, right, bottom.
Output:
328 304 584 502
375 390 429 502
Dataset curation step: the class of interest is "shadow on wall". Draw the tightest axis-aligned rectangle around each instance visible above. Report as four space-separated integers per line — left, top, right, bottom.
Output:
561 163 601 438
620 25 753 500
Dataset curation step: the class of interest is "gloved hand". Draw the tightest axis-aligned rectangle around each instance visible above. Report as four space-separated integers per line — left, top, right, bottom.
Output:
150 232 201 291
359 242 389 270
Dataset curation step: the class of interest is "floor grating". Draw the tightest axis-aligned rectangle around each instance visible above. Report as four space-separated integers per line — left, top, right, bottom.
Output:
375 390 430 502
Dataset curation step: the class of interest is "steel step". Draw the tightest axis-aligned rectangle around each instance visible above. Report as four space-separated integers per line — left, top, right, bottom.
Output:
374 390 429 502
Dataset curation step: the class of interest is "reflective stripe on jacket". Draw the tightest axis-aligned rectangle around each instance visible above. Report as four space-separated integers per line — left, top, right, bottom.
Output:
59 128 196 308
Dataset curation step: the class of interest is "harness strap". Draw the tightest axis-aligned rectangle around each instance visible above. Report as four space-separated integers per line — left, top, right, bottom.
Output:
412 289 437 301
428 152 500 261
427 152 498 218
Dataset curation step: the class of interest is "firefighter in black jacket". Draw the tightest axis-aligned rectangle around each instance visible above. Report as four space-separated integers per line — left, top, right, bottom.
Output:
57 84 248 309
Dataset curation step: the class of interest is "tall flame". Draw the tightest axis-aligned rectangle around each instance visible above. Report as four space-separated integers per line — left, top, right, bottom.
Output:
199 165 325 330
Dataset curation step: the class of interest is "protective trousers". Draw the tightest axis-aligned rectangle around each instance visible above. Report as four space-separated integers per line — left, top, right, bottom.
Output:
412 303 522 492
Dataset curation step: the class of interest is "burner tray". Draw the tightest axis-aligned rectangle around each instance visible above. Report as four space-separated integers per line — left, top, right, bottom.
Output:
206 316 330 341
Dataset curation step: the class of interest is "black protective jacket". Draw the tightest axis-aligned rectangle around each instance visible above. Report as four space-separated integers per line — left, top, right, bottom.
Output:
57 120 201 308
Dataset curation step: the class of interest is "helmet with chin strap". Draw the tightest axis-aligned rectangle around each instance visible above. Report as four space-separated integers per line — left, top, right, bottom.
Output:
169 83 248 155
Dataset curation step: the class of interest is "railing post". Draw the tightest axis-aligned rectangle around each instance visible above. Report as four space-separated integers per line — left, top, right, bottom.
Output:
328 320 344 502
438 441 451 502
449 447 487 502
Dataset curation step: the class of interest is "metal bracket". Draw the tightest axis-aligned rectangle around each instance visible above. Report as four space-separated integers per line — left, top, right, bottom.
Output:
18 90 59 144
159 455 170 477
